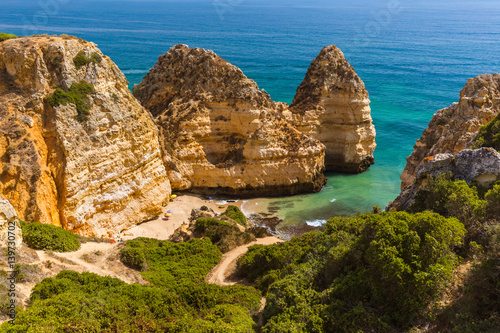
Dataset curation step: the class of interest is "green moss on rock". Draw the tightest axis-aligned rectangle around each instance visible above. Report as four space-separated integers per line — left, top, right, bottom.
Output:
473 114 500 151
73 50 102 69
0 33 18 42
47 81 95 122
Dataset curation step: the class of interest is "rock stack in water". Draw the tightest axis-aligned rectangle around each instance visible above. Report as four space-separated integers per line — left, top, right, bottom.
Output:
287 45 376 173
400 73 500 189
134 44 327 196
0 36 170 237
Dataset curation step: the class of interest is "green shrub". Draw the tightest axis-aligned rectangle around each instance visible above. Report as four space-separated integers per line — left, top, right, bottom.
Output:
47 81 95 122
22 222 80 252
223 205 247 227
436 256 500 332
0 33 17 42
485 184 500 218
194 218 255 253
120 237 222 288
409 172 486 229
472 114 500 150
73 50 102 69
247 227 272 238
51 57 63 67
2 238 261 332
120 247 148 271
238 211 466 332
13 264 44 283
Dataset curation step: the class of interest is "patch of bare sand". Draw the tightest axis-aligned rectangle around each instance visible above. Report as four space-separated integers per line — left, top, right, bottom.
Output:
123 194 244 241
33 242 146 285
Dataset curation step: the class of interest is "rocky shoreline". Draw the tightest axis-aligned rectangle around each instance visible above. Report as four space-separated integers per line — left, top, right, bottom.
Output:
0 35 375 236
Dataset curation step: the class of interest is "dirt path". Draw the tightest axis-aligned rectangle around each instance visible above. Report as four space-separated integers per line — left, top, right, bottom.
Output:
206 237 282 286
33 242 146 284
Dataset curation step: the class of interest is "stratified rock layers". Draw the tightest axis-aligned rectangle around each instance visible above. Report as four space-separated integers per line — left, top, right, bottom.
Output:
0 36 170 237
400 73 500 188
288 45 376 173
135 44 326 196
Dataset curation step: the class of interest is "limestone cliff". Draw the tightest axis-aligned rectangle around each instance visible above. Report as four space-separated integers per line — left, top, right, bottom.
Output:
286 45 376 173
134 44 326 196
0 36 170 237
389 148 500 211
400 73 500 189
0 198 22 246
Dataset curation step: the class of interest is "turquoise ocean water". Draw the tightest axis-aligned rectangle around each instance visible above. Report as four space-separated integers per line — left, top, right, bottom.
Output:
1 0 500 228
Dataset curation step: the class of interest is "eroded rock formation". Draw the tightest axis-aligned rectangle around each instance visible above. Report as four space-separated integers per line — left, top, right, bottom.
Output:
0 198 22 245
286 45 376 173
389 148 500 211
134 44 326 196
400 73 500 189
0 36 170 237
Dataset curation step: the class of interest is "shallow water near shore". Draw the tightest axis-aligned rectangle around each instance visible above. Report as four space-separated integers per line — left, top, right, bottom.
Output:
2 0 500 233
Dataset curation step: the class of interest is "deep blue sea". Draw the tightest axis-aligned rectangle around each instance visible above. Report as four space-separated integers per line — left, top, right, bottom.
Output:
1 0 500 228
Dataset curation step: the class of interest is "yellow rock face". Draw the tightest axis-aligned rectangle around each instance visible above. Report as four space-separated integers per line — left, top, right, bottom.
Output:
135 44 327 196
400 73 500 189
0 36 170 237
288 45 376 173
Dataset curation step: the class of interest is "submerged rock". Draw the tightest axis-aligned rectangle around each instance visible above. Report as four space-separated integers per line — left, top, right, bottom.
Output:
0 36 170 237
287 45 376 173
400 73 500 189
135 44 327 197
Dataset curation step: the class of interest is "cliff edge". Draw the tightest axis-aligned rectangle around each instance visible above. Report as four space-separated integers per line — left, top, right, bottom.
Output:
400 73 500 189
134 44 327 196
0 36 170 237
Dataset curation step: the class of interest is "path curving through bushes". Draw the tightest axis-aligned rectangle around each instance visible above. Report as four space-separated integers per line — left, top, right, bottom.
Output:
206 236 282 286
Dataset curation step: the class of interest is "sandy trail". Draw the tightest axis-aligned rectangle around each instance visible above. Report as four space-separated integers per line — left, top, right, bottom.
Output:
124 194 244 241
34 242 145 284
206 236 282 286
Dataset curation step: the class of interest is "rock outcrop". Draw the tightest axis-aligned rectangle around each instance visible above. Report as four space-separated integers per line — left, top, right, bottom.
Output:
134 44 326 196
389 148 500 211
0 36 170 237
286 45 376 173
400 73 500 188
0 198 22 246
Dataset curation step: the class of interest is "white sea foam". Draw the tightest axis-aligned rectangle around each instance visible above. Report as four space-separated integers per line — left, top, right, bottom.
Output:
306 219 327 227
330 198 337 203
122 69 149 74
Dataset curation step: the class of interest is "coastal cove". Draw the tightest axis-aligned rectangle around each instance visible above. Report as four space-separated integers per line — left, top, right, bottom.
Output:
1 0 500 231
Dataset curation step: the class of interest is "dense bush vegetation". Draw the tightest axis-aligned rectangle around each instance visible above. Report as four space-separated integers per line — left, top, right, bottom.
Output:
409 173 486 227
73 50 102 69
194 217 255 253
435 255 500 333
472 114 500 150
121 237 222 288
47 81 96 122
0 33 17 42
2 238 261 332
238 211 465 332
21 221 80 252
222 205 247 227
409 173 500 246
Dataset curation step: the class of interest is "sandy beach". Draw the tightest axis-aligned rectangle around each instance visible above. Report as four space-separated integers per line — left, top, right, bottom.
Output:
122 194 246 241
